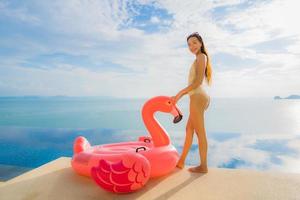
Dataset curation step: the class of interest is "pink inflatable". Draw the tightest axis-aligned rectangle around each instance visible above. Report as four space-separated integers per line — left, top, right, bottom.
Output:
71 96 183 193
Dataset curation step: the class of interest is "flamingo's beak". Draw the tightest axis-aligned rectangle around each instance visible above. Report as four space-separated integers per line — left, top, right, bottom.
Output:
170 105 183 123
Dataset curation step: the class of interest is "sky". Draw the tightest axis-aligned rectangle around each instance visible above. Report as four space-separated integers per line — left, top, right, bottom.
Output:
0 0 299 98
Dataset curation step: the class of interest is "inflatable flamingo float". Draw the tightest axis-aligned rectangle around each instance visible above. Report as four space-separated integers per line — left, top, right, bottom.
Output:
71 96 183 193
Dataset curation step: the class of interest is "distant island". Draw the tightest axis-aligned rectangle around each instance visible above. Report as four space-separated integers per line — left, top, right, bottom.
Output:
274 94 300 100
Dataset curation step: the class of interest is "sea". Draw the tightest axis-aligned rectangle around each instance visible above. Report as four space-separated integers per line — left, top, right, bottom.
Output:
0 96 300 181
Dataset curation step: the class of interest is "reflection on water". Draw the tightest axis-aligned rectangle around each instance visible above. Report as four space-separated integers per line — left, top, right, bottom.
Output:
0 97 300 180
0 126 141 181
287 101 300 135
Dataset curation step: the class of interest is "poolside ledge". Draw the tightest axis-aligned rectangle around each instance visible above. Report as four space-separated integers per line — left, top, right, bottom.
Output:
0 157 300 200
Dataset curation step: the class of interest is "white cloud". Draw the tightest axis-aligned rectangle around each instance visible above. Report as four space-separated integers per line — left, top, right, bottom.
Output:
150 16 160 23
206 133 300 172
0 1 41 24
0 0 299 98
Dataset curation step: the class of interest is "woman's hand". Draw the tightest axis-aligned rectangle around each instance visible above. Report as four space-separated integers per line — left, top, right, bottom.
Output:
170 96 176 104
171 93 182 104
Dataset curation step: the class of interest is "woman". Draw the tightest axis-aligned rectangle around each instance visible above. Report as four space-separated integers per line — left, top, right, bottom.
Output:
171 32 212 173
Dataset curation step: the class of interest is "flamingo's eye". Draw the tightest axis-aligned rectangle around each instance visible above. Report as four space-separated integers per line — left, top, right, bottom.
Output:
167 101 171 104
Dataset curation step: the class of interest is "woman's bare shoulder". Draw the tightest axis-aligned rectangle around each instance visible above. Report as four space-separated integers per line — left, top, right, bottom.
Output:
197 53 207 60
195 53 207 65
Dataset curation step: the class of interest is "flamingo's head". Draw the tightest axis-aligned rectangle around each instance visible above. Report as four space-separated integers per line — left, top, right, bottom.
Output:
144 96 183 124
169 97 183 123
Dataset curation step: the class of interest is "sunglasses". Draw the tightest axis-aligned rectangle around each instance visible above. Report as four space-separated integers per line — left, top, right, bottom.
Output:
189 31 199 35
189 32 199 36
187 31 200 38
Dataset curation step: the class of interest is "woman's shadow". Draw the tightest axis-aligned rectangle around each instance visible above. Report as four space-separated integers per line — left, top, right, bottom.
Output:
151 169 205 200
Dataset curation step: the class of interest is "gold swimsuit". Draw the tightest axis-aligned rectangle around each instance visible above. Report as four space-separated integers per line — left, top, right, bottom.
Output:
187 60 210 109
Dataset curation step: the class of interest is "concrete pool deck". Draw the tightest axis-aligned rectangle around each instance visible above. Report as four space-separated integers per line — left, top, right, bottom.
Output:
0 157 300 200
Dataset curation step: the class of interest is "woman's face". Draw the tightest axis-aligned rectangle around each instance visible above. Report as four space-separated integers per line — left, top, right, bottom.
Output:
187 36 202 55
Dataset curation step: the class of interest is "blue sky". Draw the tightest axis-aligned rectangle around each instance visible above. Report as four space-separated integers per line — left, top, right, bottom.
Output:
0 0 299 98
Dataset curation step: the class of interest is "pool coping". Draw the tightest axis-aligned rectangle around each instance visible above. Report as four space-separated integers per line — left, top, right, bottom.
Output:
1 157 300 199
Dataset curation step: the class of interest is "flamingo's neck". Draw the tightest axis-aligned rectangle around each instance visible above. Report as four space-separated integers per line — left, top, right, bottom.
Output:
142 107 170 147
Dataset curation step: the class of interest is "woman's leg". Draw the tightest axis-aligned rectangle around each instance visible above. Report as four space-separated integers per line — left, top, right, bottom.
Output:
176 114 195 169
188 93 209 173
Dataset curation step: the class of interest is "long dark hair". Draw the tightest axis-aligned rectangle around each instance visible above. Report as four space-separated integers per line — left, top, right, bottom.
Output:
186 32 212 86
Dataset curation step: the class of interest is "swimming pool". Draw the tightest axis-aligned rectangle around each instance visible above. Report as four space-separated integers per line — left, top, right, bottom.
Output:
1 96 300 180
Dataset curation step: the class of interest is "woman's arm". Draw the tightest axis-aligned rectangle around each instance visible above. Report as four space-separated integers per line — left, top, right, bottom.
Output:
174 53 207 102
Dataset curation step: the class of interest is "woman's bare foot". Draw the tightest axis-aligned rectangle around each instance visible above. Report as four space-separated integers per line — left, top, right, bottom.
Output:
188 165 208 173
176 159 185 169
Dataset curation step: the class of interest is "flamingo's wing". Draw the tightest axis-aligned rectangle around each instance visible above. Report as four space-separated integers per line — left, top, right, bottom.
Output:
91 152 151 193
